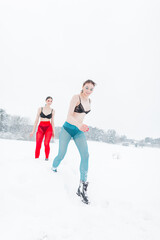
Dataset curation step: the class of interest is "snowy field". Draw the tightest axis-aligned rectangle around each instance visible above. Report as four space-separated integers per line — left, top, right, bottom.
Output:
0 138 160 240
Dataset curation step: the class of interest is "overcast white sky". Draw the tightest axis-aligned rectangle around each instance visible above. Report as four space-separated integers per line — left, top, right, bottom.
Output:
0 0 160 140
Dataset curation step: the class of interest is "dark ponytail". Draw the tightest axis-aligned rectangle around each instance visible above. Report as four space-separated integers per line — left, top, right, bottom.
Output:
83 79 96 87
46 96 53 101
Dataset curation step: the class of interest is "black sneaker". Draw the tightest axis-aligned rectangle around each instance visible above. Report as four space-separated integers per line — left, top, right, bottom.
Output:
76 181 90 204
76 186 81 197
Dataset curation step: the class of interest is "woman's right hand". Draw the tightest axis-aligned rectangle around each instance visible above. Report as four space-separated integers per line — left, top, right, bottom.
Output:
79 124 89 132
30 132 34 137
52 130 55 138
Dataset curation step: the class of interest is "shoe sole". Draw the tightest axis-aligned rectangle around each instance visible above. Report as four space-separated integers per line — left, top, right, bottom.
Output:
51 168 57 172
76 192 90 204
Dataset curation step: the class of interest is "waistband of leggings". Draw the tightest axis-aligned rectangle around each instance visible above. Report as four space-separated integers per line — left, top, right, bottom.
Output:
63 121 79 130
39 121 51 125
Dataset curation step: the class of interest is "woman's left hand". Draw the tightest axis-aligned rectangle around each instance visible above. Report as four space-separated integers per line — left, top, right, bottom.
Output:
79 124 89 132
52 131 55 138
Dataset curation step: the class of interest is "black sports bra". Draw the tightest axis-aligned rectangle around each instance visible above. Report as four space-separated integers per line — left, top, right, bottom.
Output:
74 96 91 114
40 108 53 119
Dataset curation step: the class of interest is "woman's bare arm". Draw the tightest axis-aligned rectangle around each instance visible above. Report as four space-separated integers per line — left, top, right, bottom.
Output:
67 95 83 129
30 108 41 137
51 109 55 137
67 95 89 133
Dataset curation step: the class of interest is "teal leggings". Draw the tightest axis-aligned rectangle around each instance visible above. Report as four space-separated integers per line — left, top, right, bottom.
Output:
52 122 89 182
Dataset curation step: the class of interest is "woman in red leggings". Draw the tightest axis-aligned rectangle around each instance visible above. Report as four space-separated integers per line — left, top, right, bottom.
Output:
30 96 55 160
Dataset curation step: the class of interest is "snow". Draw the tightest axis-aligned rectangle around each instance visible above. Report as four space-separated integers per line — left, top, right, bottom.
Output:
0 139 160 240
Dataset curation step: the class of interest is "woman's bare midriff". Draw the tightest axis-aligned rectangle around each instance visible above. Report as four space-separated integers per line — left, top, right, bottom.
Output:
66 112 86 126
40 118 51 122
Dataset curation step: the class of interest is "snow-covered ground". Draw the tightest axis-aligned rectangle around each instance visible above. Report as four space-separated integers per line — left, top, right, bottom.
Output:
0 138 160 240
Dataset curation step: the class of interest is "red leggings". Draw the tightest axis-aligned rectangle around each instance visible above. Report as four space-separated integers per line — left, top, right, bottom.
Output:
35 121 53 159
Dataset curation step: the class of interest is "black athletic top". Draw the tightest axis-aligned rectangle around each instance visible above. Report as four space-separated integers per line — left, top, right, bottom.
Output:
74 97 91 114
40 108 53 119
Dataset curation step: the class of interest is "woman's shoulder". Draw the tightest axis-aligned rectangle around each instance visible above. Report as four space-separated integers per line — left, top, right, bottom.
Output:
36 107 42 116
71 94 80 101
38 107 42 112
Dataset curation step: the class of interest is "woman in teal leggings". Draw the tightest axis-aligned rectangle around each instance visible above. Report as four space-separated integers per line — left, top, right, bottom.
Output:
52 80 96 204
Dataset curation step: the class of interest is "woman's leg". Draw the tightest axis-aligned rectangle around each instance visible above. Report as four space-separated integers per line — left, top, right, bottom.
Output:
73 132 89 182
44 125 53 159
35 126 45 158
52 127 71 168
